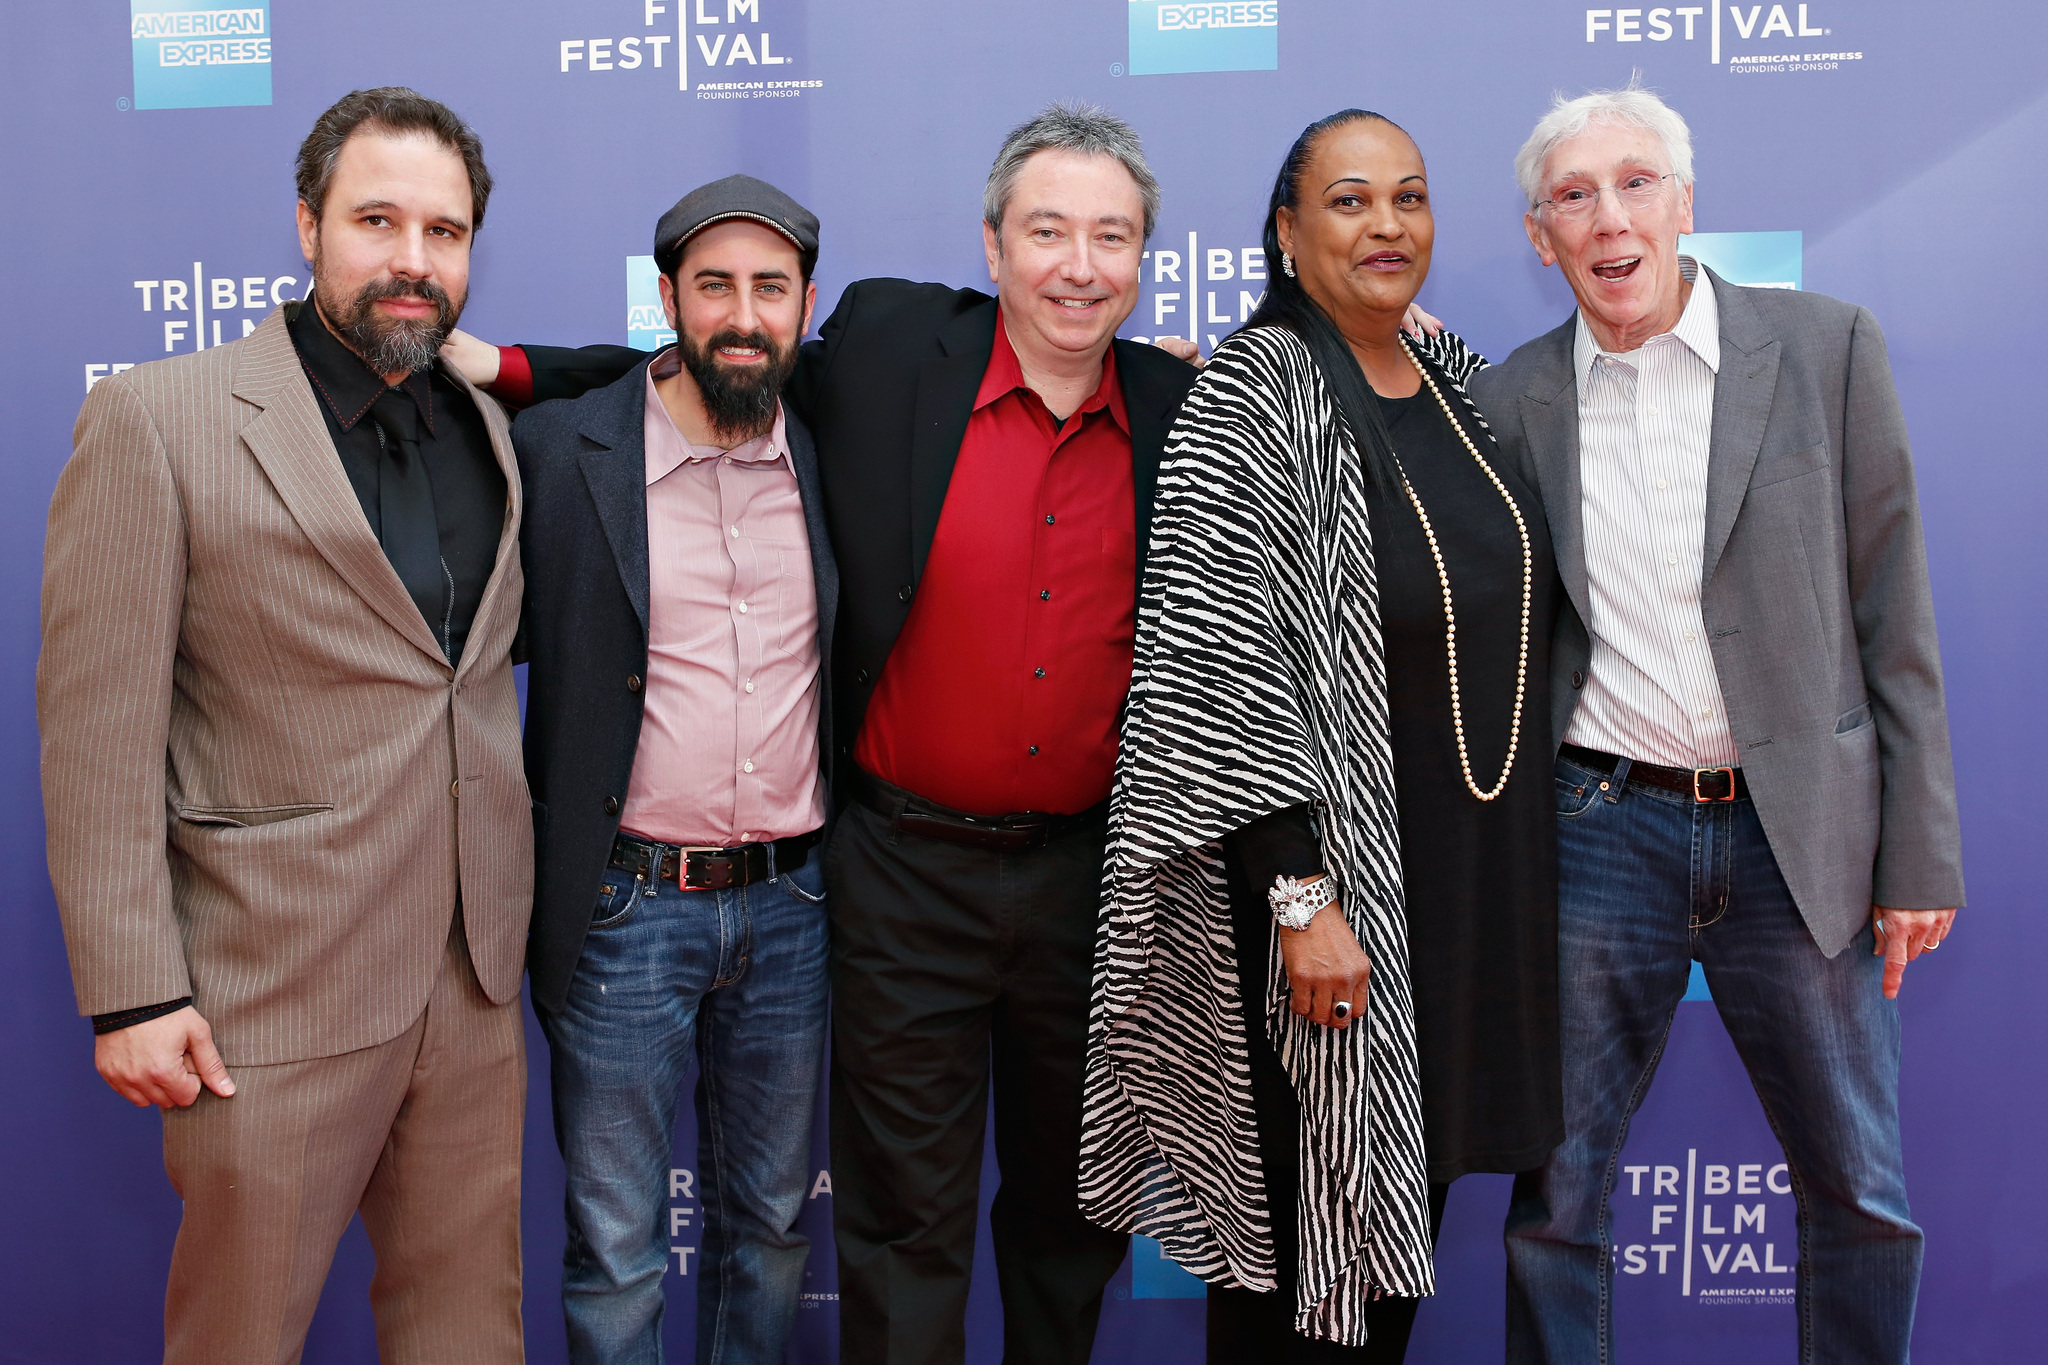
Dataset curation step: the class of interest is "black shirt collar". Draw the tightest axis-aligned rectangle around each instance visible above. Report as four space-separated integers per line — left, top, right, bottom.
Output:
287 299 436 435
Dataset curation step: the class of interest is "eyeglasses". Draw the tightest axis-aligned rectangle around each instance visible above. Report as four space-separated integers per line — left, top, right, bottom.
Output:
1536 172 1676 219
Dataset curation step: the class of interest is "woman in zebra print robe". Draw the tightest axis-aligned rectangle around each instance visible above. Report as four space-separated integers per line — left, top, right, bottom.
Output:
1080 112 1563 1358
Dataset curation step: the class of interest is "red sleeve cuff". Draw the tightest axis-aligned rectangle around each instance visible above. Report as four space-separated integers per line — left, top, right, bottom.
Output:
491 345 534 409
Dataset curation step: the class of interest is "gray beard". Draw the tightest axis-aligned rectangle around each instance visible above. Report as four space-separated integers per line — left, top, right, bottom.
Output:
314 267 462 377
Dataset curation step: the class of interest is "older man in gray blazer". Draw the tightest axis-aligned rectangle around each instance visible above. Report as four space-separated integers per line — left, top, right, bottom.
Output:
40 89 529 1362
1473 88 1963 1365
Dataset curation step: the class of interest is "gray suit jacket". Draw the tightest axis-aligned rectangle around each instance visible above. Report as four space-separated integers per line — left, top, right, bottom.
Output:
40 306 533 1064
1472 269 1964 956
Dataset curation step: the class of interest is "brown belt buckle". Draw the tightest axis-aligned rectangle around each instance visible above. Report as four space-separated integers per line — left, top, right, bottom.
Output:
1692 767 1738 803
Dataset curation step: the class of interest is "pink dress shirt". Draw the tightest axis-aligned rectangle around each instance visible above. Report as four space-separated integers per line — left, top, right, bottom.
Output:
619 350 826 846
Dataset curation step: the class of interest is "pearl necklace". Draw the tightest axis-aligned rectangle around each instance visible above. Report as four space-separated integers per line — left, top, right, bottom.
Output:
1384 337 1532 803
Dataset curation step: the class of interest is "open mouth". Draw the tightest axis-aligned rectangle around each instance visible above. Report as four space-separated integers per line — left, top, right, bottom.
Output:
1361 251 1410 271
1591 256 1641 282
1051 297 1105 311
717 344 767 362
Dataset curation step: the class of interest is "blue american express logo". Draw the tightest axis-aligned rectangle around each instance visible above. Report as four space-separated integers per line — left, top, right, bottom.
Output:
131 2 272 108
1129 0 1278 75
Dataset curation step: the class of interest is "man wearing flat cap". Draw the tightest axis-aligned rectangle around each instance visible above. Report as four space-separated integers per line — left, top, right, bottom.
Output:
514 173 838 1362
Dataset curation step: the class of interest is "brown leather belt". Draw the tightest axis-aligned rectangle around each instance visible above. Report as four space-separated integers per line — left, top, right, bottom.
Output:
1560 743 1749 803
609 828 820 891
852 767 1105 852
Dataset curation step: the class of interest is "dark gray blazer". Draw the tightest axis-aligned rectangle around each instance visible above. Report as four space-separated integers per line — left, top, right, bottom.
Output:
1472 269 1963 956
513 352 838 1013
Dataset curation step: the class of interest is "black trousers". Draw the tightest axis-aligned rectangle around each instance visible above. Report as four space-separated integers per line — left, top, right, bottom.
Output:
1209 848 1451 1364
824 776 1129 1365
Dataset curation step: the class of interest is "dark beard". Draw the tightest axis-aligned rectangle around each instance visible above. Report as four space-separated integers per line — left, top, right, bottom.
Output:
314 267 462 377
677 327 797 444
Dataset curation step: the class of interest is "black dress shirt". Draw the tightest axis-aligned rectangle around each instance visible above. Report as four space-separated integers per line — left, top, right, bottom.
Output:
287 301 506 666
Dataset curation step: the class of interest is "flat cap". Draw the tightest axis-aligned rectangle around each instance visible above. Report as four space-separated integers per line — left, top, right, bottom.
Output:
654 173 819 271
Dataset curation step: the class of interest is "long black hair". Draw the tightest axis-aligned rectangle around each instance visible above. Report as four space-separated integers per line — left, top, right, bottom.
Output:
1243 108 1410 489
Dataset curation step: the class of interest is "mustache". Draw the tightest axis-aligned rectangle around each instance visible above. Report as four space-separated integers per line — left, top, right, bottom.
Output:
318 271 462 377
678 326 795 444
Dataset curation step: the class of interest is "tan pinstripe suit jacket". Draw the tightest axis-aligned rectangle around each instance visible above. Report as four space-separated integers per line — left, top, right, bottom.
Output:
40 306 533 1066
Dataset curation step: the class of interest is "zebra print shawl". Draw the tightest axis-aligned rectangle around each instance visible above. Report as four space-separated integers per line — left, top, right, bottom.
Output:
1080 322 1489 1343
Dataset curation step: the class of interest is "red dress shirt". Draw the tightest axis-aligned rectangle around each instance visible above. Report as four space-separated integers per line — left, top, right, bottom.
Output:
854 316 1137 817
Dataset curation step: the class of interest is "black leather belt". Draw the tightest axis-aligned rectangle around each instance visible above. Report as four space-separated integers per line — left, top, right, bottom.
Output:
1561 743 1749 803
609 828 820 891
852 766 1104 852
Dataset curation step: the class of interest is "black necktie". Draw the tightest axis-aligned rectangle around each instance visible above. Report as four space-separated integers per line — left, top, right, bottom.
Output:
368 389 451 661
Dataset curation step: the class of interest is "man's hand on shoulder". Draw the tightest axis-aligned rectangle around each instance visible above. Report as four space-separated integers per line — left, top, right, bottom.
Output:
439 328 502 389
95 1006 235 1109
1148 301 1442 371
1873 907 1956 1000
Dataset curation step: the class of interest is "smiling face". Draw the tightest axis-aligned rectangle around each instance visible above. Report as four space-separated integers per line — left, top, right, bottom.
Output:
982 148 1146 371
1525 118 1695 352
1275 117 1434 344
295 129 474 380
658 217 817 443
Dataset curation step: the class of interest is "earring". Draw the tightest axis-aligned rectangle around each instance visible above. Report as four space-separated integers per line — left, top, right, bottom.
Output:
1281 253 1296 278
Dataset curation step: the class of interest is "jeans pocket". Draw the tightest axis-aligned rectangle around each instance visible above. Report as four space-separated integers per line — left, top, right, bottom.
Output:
590 874 641 930
779 857 827 905
1555 773 1601 820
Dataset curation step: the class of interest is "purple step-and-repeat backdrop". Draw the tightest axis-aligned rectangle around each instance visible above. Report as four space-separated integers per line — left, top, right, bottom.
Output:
3 2 2043 1361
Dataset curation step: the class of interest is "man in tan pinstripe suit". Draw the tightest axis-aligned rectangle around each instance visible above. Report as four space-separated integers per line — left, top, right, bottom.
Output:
39 89 530 1363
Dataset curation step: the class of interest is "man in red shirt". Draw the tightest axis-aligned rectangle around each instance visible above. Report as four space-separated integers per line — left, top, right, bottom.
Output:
453 105 1198 1365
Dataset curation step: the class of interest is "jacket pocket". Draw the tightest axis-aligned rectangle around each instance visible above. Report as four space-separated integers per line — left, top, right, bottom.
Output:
176 803 333 828
1749 440 1831 490
1834 701 1874 735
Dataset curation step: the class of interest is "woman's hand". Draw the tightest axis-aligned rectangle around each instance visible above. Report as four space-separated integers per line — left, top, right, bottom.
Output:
1276 892 1371 1029
439 328 502 388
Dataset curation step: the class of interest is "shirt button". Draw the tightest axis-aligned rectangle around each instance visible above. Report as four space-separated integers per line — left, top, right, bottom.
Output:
744 680 756 694
1028 745 1040 756
1666 553 1678 566
1034 667 1046 678
1040 589 1051 601
1044 514 1056 525
604 796 621 816
1698 707 1713 719
743 760 755 774
738 600 749 614
1683 631 1697 643
730 525 740 538
1656 478 1668 490
1646 405 1661 417
626 674 643 693
450 780 460 799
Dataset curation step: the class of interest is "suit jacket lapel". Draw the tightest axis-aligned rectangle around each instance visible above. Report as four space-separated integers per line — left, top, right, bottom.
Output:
445 364 523 682
575 361 655 633
909 301 998 583
232 311 450 666
1701 270 1781 586
1516 319 1592 624
1114 340 1172 568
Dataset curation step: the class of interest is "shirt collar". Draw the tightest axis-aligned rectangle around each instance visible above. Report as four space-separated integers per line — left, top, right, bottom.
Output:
1573 253 1722 388
975 310 1129 434
643 346 791 487
287 299 436 434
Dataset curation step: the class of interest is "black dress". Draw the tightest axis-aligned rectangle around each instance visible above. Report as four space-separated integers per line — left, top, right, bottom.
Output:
1210 371 1563 1362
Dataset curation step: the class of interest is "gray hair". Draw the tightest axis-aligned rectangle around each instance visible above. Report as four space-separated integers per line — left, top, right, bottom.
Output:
1513 80 1694 209
983 103 1161 241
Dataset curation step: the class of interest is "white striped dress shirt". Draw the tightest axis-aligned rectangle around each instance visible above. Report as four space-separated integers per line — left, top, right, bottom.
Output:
1564 257 1740 769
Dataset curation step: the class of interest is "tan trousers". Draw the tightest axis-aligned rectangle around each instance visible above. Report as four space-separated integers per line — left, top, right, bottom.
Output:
160 922 526 1364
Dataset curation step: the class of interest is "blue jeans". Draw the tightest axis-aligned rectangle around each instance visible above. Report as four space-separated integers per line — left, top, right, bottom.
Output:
538 846 829 1365
1504 756 1921 1365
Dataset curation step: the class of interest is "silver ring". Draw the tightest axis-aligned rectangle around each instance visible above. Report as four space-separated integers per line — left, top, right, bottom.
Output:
1923 939 1939 950
1332 1000 1352 1021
